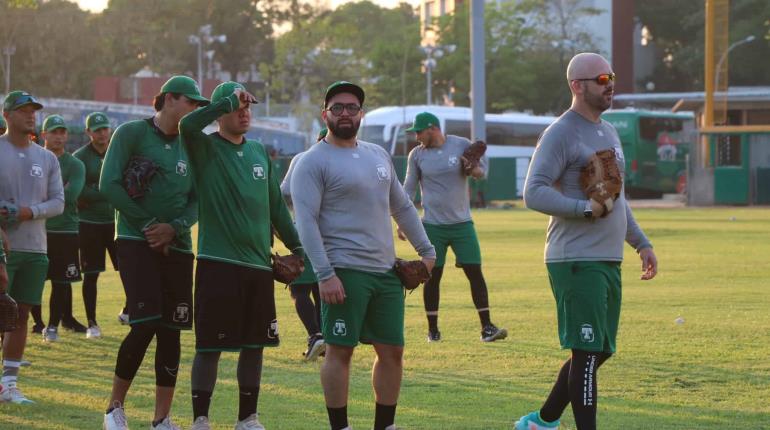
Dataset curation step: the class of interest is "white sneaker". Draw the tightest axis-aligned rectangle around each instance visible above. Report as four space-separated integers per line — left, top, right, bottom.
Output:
151 416 181 430
104 404 129 430
234 413 265 430
87 324 102 339
44 326 59 342
118 312 130 325
190 416 211 430
0 384 34 404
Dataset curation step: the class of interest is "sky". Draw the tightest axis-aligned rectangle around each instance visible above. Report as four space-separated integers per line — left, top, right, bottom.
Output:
75 0 419 13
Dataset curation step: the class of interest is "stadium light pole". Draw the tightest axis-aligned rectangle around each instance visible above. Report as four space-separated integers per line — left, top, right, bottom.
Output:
421 44 456 105
714 35 756 90
3 44 15 94
470 0 485 142
188 25 226 90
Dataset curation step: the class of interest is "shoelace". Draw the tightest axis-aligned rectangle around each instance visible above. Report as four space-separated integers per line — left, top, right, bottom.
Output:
8 386 27 401
112 407 128 426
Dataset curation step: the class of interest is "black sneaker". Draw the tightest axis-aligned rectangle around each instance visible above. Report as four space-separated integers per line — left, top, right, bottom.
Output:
427 329 441 342
304 333 325 361
480 324 508 342
61 318 88 333
30 322 45 335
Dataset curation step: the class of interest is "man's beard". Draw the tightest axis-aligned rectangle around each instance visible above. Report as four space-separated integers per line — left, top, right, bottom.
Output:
328 118 360 140
584 88 612 112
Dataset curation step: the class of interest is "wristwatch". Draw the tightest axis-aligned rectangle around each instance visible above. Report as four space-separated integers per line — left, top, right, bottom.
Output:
583 200 593 219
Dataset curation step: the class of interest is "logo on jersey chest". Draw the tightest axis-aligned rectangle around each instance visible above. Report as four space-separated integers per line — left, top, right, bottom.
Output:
448 156 459 167
176 160 188 176
376 164 390 181
30 163 43 178
252 164 265 180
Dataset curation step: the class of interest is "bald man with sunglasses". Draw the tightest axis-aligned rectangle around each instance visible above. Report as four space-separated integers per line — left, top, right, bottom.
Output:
518 53 658 430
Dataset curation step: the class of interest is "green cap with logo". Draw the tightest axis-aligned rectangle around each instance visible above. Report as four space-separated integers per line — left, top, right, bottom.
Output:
86 112 111 131
324 81 365 107
406 112 440 132
211 81 256 105
42 114 68 132
3 90 44 112
160 75 210 105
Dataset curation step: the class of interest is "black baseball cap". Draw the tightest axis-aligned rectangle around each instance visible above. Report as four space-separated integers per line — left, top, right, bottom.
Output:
324 81 365 107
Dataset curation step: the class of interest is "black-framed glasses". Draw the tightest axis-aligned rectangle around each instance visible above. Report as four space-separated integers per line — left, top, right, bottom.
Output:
326 103 362 116
574 73 616 86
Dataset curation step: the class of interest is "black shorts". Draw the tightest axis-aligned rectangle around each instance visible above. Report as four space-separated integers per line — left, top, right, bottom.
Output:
46 232 82 283
117 239 194 330
79 222 118 274
195 259 278 352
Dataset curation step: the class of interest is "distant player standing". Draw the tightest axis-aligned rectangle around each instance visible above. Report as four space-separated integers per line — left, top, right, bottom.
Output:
0 91 64 404
517 53 658 430
180 81 303 430
39 115 87 342
74 112 119 337
402 111 507 343
100 75 205 430
291 81 436 430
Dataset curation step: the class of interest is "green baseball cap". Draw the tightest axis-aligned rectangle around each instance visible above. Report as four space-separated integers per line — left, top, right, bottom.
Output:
317 127 328 141
3 90 44 112
42 114 68 132
211 81 257 105
160 75 210 105
86 112 111 131
324 81 365 107
406 112 440 132
0 116 6 130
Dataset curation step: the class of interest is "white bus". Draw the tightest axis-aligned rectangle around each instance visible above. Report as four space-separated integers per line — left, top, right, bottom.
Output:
359 105 556 197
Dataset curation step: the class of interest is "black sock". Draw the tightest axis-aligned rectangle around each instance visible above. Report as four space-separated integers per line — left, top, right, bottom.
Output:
49 282 68 327
152 417 165 426
539 358 571 422
374 403 397 430
462 265 491 327
61 282 74 321
31 305 43 326
423 266 444 331
427 314 438 332
327 405 348 430
477 309 491 327
83 272 98 324
291 284 320 335
238 386 259 421
192 389 213 420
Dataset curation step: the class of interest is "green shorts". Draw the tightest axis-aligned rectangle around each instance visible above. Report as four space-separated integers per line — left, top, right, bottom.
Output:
423 221 482 268
547 261 622 353
321 268 404 347
291 254 318 286
6 251 49 306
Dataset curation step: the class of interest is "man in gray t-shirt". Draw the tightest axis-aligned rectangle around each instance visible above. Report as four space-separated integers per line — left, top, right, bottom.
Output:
401 111 507 343
291 81 435 430
516 53 658 430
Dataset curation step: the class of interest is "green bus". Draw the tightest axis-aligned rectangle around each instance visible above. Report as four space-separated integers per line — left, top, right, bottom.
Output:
602 109 696 197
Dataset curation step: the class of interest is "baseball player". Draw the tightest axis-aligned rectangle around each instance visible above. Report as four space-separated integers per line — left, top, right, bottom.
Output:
0 91 65 404
38 115 87 342
401 111 507 343
279 128 328 362
291 81 436 430
73 112 120 337
180 81 303 430
100 75 206 430
517 53 658 430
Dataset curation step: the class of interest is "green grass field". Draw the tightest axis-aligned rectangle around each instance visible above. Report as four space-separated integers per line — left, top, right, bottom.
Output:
2 206 769 429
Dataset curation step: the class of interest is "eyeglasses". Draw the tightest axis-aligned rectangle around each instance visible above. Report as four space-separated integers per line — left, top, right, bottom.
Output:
574 73 615 86
326 103 362 116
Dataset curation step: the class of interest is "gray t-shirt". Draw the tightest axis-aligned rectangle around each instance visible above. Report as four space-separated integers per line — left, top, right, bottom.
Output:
280 151 306 205
291 140 435 281
403 135 488 225
523 110 651 262
0 136 64 253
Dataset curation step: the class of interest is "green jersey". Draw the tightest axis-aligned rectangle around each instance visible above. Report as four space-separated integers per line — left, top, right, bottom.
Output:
100 119 197 253
180 94 302 269
46 152 85 233
73 143 114 224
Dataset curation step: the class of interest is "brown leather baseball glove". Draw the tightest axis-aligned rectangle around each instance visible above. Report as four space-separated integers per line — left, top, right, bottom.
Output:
579 148 623 217
393 258 431 291
0 292 19 333
461 140 487 175
123 155 162 200
272 253 305 284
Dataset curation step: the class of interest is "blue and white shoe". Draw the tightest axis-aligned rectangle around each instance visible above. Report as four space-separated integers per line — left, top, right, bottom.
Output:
0 385 35 404
514 411 559 430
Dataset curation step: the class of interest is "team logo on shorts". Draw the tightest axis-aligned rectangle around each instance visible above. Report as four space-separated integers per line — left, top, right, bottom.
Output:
176 160 188 176
65 264 79 279
252 164 265 180
267 319 279 339
580 324 594 343
173 303 190 323
30 163 43 178
333 319 347 336
448 156 459 166
375 164 389 181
